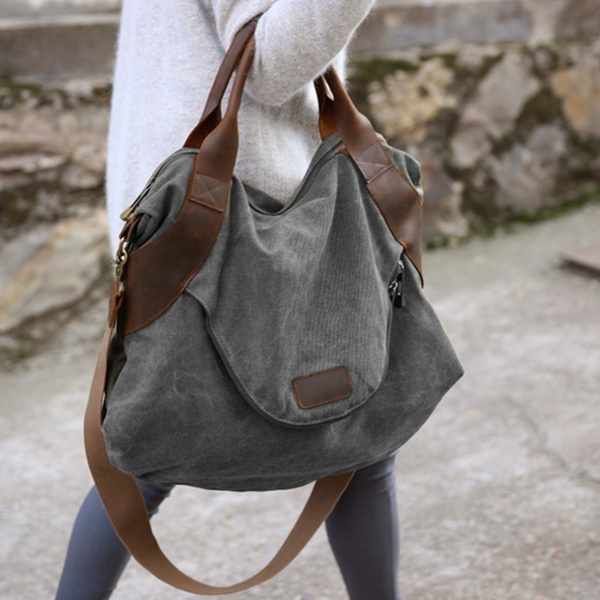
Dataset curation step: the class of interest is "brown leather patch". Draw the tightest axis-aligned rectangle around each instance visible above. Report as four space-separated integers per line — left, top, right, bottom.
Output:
293 367 352 410
121 162 229 335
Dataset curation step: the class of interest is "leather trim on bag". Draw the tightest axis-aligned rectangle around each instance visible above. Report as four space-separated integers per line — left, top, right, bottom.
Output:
121 23 424 335
334 143 423 283
121 160 229 335
120 29 258 335
348 136 424 285
293 367 353 409
323 68 424 284
360 153 424 284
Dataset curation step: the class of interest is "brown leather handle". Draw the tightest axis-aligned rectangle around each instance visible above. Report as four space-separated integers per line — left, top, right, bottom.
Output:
184 17 336 150
187 18 389 191
84 312 354 595
184 17 260 149
315 74 337 139
193 28 257 183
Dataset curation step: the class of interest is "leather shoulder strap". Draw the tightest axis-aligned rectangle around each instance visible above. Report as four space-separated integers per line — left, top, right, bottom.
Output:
184 17 336 150
84 303 353 595
184 17 260 150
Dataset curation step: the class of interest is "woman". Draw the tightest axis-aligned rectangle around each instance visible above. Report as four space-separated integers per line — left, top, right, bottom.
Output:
55 1 401 598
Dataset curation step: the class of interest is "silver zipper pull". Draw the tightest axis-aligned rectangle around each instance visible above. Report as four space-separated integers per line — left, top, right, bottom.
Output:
388 259 405 309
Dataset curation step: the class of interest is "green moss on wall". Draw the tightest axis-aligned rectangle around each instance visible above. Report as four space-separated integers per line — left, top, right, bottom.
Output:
348 56 420 106
0 78 111 110
517 88 564 130
0 184 105 241
490 88 565 156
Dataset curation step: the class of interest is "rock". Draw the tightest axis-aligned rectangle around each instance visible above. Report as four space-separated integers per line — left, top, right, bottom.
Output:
421 162 469 239
486 124 568 212
0 152 67 175
450 122 493 171
367 58 457 144
450 52 541 168
556 0 600 40
0 171 31 191
521 0 568 45
0 209 110 334
1 0 120 18
0 227 55 292
454 44 502 71
61 163 104 190
551 56 600 139
0 103 108 194
353 0 532 53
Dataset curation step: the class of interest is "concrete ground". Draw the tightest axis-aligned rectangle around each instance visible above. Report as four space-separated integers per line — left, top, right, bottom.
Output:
1 204 599 600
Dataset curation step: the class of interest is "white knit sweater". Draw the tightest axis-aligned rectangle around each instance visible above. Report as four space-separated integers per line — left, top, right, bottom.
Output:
105 0 376 249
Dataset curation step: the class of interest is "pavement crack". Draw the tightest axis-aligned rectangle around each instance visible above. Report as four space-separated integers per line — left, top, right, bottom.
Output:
500 395 600 489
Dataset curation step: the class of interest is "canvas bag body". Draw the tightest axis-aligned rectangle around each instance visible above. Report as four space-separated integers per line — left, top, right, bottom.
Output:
103 130 463 491
83 19 464 594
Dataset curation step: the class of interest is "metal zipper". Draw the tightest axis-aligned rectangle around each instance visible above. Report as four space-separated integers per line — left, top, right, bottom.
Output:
388 255 405 309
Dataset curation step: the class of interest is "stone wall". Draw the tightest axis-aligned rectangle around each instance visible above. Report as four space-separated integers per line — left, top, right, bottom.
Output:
1 0 599 362
2 0 598 244
0 80 109 234
343 0 600 241
0 80 111 363
349 38 600 240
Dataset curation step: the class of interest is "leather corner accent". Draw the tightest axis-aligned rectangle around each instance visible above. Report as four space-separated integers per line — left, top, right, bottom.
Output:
121 198 225 335
120 153 231 335
293 367 352 410
354 144 424 285
355 141 395 183
189 172 228 213
368 165 424 285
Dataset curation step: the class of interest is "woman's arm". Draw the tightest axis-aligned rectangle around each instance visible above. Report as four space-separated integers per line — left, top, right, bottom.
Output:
208 0 377 105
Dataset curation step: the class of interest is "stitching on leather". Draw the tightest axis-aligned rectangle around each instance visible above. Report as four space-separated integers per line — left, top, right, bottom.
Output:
356 140 390 182
193 174 222 202
365 169 398 239
359 160 394 183
188 195 226 213
356 139 383 161
191 176 227 210
360 156 418 240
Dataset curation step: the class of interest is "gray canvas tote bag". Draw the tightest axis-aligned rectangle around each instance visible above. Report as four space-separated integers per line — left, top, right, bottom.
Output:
84 17 463 595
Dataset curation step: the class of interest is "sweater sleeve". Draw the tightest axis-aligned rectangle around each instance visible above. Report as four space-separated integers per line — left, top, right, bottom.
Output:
207 0 377 106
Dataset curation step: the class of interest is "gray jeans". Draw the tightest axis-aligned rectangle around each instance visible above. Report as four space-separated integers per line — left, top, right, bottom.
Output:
55 454 400 600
